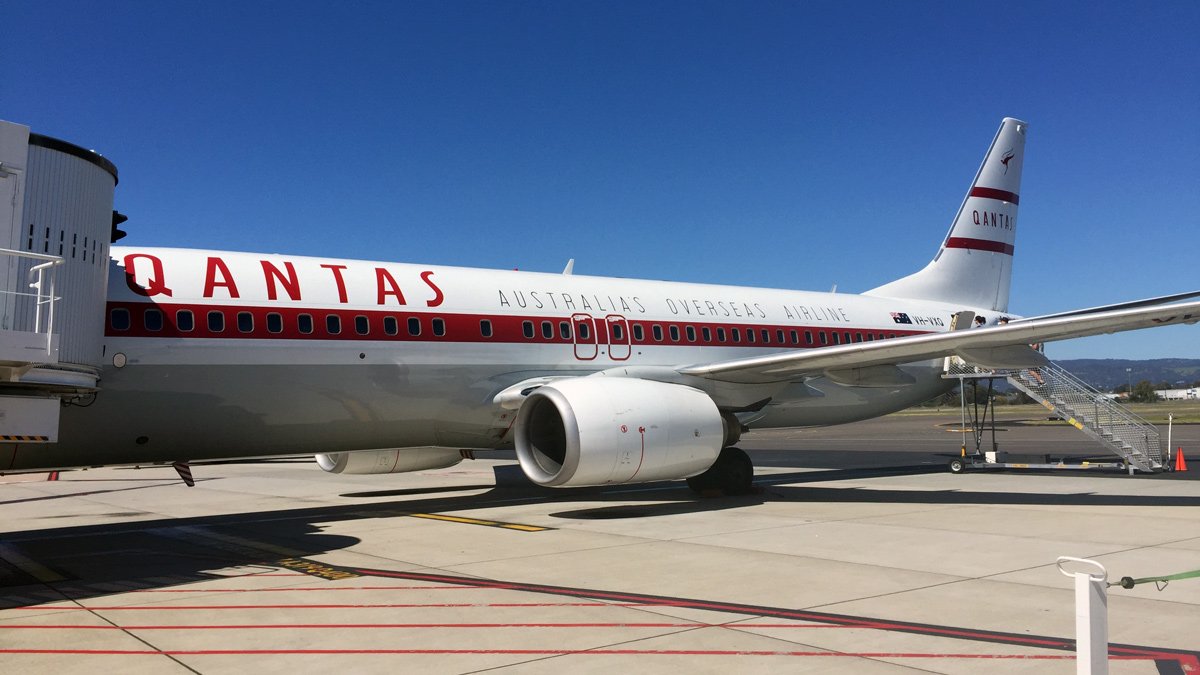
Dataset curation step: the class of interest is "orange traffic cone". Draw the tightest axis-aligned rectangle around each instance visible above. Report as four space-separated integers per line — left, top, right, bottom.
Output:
1175 448 1188 472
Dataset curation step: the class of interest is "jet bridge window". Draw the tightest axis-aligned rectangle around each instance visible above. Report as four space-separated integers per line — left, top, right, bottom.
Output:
384 316 399 336
237 312 254 333
355 315 370 335
479 319 492 338
176 310 194 332
266 312 283 334
208 311 225 333
326 314 341 335
432 318 446 337
111 308 131 331
298 314 314 334
144 308 164 332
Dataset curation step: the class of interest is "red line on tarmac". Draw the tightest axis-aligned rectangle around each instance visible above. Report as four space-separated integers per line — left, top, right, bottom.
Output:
122 586 471 593
9 602 631 610
0 648 1106 659
0 622 851 630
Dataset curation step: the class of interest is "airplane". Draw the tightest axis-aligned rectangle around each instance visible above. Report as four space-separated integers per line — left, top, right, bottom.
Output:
3 117 1198 493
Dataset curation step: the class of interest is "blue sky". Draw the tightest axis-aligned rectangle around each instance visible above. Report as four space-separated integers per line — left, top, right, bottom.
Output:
6 1 1199 359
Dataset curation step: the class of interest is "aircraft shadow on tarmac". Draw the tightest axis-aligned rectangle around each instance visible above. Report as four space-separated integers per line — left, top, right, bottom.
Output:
3 460 1198 608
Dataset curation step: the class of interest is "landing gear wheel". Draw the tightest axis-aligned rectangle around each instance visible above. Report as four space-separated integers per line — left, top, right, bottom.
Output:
688 447 755 495
948 458 965 474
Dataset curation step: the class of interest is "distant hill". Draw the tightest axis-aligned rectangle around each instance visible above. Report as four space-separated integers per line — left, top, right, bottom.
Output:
1053 359 1200 391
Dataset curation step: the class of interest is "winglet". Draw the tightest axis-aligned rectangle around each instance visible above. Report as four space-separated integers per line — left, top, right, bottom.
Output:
562 259 574 275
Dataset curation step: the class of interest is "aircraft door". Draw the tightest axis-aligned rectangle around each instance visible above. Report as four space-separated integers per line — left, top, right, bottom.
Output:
572 313 598 360
605 315 631 361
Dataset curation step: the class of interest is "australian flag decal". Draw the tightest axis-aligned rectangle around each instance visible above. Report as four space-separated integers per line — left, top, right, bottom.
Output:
891 312 913 325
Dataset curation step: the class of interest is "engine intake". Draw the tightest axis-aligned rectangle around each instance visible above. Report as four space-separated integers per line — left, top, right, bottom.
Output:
514 377 723 487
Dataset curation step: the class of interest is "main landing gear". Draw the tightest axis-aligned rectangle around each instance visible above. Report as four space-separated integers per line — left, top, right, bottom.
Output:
687 447 755 495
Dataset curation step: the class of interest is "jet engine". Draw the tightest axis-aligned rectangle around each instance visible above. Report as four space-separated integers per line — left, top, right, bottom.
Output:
514 377 724 487
316 447 464 474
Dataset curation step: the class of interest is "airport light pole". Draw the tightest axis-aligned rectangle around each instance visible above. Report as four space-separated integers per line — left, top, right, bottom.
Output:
1126 368 1132 397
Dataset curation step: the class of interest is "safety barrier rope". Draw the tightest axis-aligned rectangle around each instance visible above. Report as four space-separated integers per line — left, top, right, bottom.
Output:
1111 568 1200 591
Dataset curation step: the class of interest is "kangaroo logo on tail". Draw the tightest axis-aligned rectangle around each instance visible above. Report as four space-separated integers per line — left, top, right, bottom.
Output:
1000 149 1015 174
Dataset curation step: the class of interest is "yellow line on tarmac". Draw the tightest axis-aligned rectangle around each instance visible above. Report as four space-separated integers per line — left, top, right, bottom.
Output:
408 513 550 532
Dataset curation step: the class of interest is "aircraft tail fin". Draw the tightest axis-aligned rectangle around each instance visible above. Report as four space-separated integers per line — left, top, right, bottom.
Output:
865 118 1027 312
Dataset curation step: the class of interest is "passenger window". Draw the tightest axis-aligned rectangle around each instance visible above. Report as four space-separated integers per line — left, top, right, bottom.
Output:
144 308 163 331
669 325 680 341
820 331 829 345
479 319 492 338
611 323 624 341
410 317 423 336
267 312 283 334
578 322 590 340
142 307 163 331
652 325 663 341
831 332 840 345
732 328 741 343
804 330 812 345
844 332 852 344
326 314 341 335
632 324 644 341
853 332 862 343
238 311 254 333
298 314 314 334
560 322 572 339
777 329 785 344
746 329 755 343
541 321 553 339
762 329 771 343
208 311 224 333
176 310 194 332
866 333 874 341
522 321 534 339
384 316 399 336
355 315 370 335
716 327 726 342
432 318 446 336
685 326 696 342
111 308 131 331
702 326 711 342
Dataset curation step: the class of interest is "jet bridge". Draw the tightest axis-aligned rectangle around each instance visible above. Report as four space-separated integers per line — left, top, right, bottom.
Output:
0 120 117 444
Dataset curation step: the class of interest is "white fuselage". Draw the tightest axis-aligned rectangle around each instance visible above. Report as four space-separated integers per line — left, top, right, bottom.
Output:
17 247 968 470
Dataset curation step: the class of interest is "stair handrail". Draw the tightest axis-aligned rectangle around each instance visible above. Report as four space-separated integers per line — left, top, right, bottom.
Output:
0 247 64 356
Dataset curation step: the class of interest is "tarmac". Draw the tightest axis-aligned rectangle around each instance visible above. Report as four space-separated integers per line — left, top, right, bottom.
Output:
2 413 1198 674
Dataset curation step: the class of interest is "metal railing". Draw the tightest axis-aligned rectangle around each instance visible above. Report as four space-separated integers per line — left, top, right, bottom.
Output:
0 247 64 357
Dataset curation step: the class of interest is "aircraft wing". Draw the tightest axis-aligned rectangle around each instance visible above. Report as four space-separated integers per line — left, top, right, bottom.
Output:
678 299 1200 384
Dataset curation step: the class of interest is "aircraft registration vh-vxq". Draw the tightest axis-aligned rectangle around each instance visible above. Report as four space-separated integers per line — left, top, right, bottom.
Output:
0 117 1197 491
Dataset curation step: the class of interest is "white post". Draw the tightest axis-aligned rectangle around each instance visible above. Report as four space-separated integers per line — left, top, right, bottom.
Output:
1167 413 1173 466
1057 557 1108 675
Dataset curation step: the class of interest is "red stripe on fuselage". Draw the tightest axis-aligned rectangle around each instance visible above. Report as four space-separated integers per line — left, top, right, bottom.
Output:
969 187 1019 204
103 302 929 348
944 238 1015 256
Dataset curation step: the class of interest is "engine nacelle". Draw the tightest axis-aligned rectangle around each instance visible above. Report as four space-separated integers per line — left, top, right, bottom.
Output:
514 377 724 487
316 447 464 474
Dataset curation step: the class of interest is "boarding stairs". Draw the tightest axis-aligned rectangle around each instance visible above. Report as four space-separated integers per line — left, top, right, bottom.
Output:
945 360 1164 473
